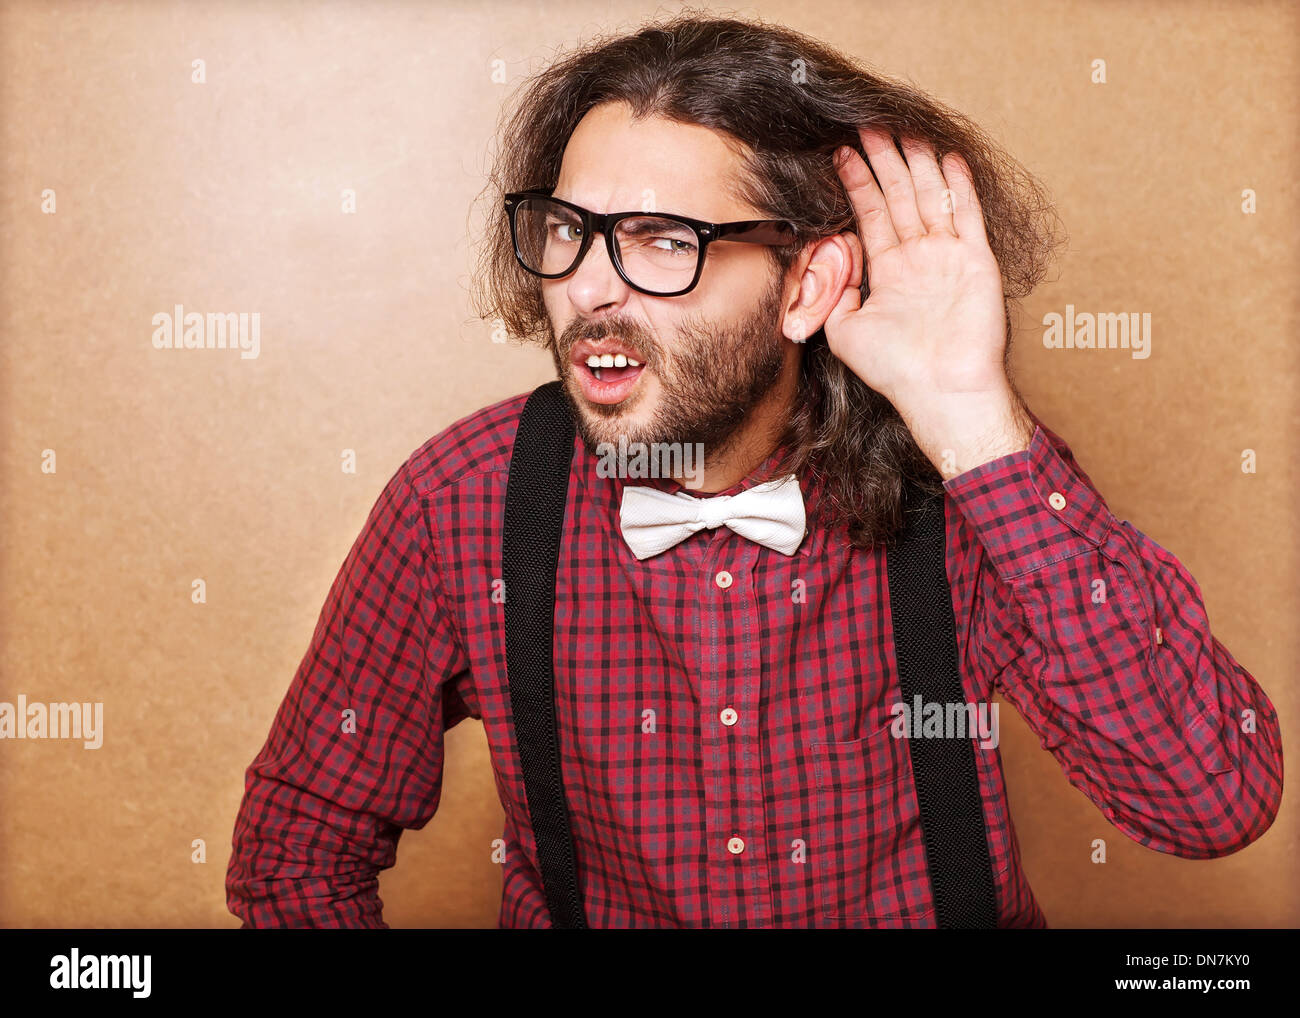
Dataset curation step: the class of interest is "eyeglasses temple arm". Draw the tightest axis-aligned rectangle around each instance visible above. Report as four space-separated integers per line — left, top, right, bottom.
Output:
714 221 800 245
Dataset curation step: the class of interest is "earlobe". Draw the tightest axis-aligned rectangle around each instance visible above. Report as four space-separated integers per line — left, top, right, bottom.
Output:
780 267 818 345
783 311 813 345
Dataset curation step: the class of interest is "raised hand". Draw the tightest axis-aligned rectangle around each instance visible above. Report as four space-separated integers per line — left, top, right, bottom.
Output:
825 126 1034 478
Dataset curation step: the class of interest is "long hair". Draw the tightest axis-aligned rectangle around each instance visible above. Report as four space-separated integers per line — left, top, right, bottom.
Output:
469 10 1065 548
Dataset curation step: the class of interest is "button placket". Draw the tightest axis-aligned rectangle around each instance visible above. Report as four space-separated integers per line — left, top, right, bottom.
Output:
702 542 772 926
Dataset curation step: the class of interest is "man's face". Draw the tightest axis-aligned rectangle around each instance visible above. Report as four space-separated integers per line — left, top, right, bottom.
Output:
542 101 792 460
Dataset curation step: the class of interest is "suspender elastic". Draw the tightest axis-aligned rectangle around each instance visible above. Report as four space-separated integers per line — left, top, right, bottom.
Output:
502 380 996 928
502 380 586 928
885 481 998 928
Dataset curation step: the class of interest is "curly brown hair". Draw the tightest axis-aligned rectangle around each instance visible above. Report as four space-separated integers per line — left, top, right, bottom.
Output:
469 9 1065 548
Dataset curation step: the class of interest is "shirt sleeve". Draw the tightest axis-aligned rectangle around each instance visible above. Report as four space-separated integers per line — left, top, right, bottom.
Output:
225 456 473 927
943 416 1283 859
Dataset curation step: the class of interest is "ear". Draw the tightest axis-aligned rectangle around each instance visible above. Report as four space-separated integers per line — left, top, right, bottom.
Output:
781 232 863 344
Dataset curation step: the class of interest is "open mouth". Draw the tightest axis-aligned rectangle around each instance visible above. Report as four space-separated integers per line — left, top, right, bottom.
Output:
585 353 643 383
573 349 647 404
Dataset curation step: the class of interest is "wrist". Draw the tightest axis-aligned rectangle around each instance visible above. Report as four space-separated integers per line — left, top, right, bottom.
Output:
909 389 1035 480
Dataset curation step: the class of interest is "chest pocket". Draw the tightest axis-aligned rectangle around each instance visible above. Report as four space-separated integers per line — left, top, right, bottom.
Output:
810 720 933 922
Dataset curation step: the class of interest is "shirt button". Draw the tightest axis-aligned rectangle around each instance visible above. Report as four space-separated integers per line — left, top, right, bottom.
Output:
727 837 745 855
715 570 733 589
1048 491 1066 510
720 707 738 726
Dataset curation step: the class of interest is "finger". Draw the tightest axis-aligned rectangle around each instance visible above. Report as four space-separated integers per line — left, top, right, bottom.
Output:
858 125 925 241
899 136 955 235
939 151 989 245
824 270 863 334
834 143 898 266
844 230 864 291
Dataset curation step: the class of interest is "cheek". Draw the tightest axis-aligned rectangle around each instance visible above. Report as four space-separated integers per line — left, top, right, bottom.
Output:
707 254 773 302
541 286 564 329
682 275 749 328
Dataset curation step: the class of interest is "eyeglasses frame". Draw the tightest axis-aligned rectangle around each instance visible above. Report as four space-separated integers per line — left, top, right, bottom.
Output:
503 185 802 297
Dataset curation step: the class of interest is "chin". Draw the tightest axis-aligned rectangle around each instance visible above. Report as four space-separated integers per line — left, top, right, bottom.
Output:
576 398 660 450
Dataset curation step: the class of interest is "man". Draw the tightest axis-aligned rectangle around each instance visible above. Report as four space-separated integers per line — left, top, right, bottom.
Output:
226 14 1282 928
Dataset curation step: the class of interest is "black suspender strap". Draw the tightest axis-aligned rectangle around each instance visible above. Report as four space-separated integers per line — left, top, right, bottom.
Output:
502 380 587 928
503 380 997 928
885 483 999 928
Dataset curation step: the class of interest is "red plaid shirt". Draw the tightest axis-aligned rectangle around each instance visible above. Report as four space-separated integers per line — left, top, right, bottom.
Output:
226 390 1283 928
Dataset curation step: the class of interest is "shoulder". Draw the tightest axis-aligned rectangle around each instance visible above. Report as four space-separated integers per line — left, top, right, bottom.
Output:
401 388 534 497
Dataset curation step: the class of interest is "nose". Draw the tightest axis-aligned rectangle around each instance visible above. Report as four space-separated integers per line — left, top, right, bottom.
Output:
564 229 631 314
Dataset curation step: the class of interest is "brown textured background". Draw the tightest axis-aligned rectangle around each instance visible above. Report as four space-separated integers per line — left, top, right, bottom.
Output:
0 0 1295 928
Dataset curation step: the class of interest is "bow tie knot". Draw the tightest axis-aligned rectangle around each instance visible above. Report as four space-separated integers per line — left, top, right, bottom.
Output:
696 494 734 530
618 474 807 560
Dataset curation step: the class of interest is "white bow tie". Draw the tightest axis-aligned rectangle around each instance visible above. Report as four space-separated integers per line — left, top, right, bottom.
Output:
618 474 807 560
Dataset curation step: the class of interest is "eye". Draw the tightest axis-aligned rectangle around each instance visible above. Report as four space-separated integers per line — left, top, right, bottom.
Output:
618 219 698 256
549 220 582 242
650 236 697 255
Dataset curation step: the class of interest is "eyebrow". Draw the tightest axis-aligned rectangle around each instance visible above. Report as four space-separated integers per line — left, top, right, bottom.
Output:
551 193 707 220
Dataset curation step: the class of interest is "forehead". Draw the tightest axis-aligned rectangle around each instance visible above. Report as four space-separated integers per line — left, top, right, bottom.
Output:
553 101 756 221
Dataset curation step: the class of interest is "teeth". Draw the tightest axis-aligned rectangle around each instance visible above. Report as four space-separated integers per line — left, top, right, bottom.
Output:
582 351 643 378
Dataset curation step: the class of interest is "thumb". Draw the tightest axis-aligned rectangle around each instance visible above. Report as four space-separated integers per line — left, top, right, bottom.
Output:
824 282 862 335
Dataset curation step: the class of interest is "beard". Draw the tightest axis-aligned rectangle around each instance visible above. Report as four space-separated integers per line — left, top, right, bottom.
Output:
547 266 787 465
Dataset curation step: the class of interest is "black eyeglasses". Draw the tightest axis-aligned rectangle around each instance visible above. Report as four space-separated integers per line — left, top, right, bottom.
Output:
504 186 801 297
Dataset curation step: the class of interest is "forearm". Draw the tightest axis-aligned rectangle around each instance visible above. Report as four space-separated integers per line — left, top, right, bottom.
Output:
227 787 394 928
945 419 1283 858
226 456 469 927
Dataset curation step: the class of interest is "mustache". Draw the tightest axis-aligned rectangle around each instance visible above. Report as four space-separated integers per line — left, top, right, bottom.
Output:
558 318 660 366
